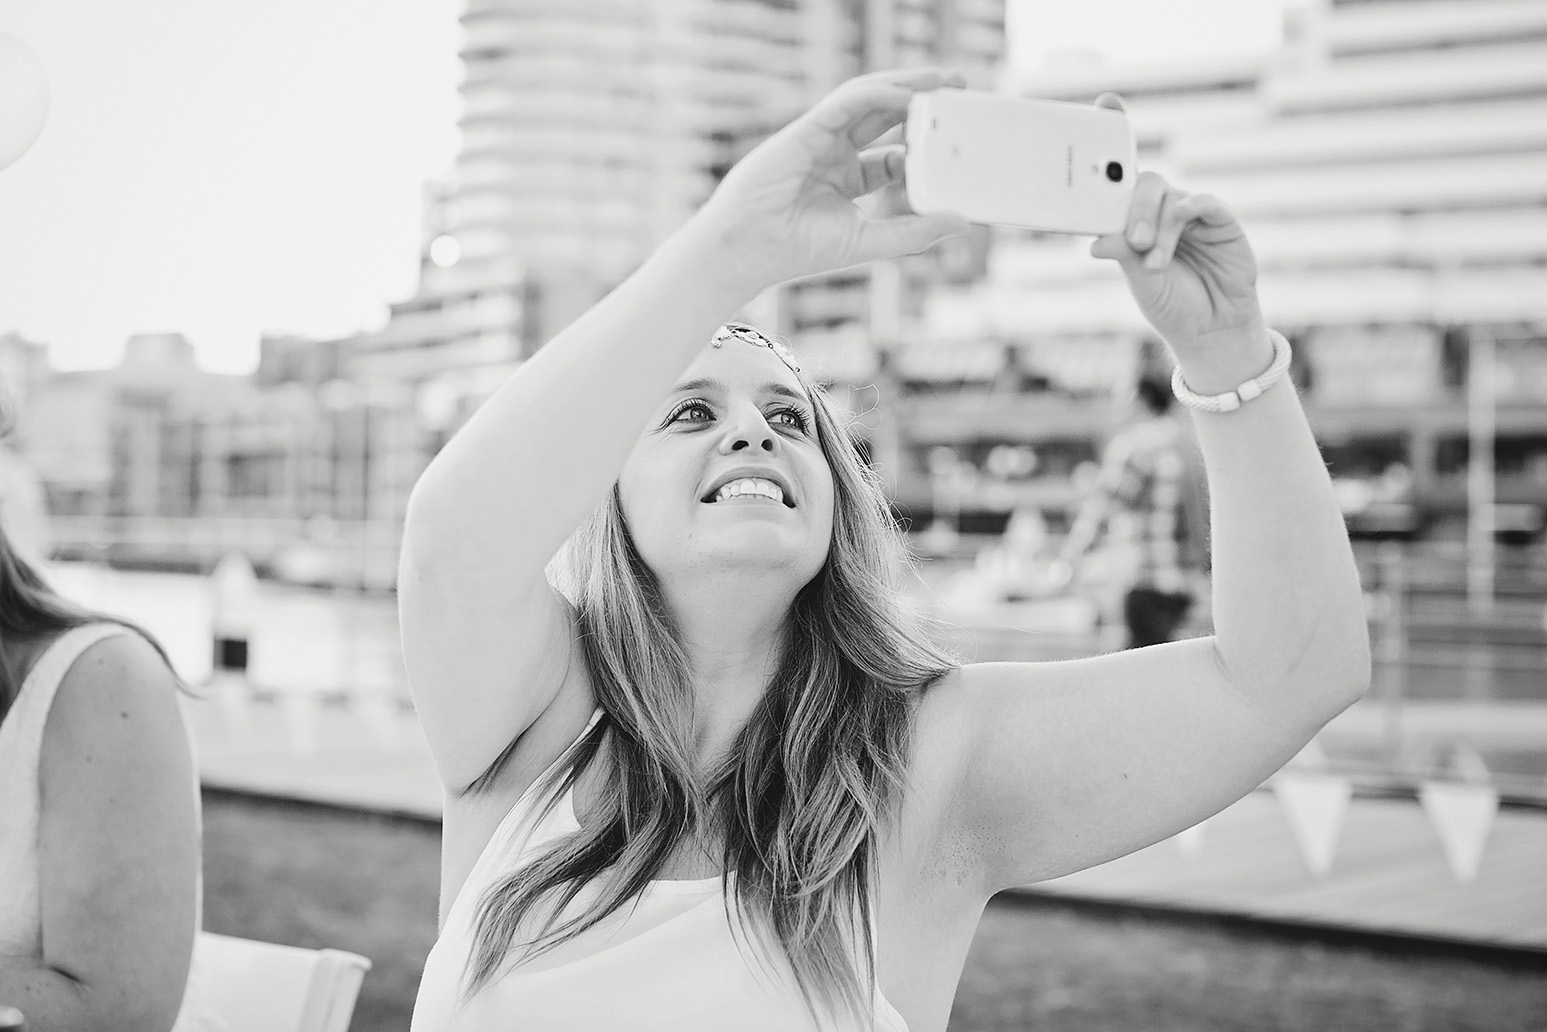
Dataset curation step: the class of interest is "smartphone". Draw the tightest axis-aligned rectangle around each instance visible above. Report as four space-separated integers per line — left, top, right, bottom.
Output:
904 89 1137 236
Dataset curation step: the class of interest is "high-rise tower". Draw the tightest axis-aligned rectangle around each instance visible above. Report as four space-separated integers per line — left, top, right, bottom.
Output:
358 0 1006 414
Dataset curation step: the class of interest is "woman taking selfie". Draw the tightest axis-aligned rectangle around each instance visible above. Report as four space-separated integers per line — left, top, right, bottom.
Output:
403 68 1369 1031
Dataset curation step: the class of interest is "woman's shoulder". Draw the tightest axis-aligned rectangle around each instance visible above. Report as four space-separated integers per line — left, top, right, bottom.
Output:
906 661 1071 768
42 627 183 757
895 665 1032 856
32 626 193 864
6 624 149 702
891 668 978 844
62 624 170 681
38 624 169 693
909 665 975 747
20 620 150 662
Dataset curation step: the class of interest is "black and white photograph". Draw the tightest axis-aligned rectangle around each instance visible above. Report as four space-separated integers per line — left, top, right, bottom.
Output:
2 1 1545 1029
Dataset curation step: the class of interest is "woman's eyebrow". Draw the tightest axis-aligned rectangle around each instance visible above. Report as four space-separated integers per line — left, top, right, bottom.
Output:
668 378 809 403
670 376 725 396
763 383 810 403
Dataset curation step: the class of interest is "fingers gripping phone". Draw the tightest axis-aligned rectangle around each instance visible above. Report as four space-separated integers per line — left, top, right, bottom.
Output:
904 89 1137 236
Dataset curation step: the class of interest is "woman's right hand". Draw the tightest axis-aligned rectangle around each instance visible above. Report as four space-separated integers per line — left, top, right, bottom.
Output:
695 67 971 291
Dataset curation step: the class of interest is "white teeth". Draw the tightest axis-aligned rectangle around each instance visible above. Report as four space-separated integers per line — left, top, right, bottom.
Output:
712 478 785 505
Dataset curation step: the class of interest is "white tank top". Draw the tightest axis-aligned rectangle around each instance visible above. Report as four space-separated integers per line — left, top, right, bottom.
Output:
411 711 911 1031
0 623 225 1031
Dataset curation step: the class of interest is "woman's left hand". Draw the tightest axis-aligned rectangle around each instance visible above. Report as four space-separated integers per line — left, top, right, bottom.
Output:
1091 170 1265 357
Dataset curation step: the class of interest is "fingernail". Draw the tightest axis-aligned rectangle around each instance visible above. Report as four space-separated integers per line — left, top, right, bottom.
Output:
1145 249 1167 270
1132 222 1152 247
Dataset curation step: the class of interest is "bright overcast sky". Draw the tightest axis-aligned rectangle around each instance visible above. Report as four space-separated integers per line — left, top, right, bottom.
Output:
0 0 1293 374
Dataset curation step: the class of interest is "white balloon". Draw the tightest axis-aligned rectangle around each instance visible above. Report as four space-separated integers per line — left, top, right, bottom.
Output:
0 32 51 172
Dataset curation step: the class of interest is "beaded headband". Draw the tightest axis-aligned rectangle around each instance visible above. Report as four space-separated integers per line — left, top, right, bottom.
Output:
710 322 802 375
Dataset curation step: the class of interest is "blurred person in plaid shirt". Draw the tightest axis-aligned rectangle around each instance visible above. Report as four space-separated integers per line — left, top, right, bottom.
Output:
1052 369 1211 648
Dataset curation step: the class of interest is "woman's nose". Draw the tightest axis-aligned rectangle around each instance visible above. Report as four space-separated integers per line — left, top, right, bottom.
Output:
719 410 778 454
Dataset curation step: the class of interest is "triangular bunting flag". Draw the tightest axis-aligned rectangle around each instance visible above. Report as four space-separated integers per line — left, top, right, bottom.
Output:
279 691 320 756
1441 741 1492 785
1419 781 1499 883
1274 772 1352 877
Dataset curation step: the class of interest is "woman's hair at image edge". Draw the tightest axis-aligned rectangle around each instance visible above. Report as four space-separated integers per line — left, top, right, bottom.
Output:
0 515 176 707
0 383 176 708
460 344 960 1026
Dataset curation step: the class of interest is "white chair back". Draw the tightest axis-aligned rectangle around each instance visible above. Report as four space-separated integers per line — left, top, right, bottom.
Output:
193 932 371 1032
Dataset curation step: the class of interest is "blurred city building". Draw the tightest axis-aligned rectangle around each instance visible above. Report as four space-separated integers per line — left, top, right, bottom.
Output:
15 0 1546 589
898 0 1547 556
355 0 1007 438
21 334 243 530
0 331 50 425
18 332 408 586
0 331 53 567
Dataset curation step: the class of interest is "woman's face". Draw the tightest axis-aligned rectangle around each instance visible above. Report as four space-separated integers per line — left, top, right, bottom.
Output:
618 338 835 595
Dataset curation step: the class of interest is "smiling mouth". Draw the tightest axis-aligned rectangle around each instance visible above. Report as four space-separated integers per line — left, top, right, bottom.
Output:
702 477 795 508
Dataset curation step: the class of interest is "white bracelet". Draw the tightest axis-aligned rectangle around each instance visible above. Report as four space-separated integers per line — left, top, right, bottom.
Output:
1170 329 1293 413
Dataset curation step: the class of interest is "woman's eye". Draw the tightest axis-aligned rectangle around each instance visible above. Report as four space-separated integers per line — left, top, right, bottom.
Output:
666 400 808 432
669 401 714 424
772 408 810 432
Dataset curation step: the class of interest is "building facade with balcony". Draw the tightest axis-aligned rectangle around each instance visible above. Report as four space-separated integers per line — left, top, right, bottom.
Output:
894 0 1547 542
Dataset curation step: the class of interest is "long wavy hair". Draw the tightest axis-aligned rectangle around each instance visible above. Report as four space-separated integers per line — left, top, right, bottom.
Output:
462 343 959 1026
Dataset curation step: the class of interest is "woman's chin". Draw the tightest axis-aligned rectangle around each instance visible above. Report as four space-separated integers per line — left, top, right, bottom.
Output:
710 521 818 555
654 531 827 585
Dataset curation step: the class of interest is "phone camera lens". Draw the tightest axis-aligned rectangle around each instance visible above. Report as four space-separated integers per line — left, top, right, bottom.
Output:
1106 162 1124 183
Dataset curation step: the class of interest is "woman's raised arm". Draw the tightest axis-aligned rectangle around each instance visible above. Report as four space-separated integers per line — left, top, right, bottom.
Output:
399 69 969 793
913 173 1372 895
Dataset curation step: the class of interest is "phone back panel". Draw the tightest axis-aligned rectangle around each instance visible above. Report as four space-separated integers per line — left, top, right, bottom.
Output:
905 90 1136 235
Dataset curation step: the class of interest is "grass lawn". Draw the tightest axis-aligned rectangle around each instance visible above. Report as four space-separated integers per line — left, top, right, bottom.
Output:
201 791 440 1032
955 898 1547 1031
202 791 1547 1032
